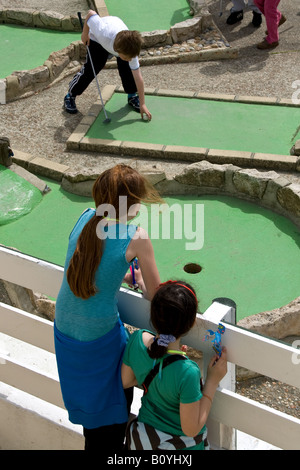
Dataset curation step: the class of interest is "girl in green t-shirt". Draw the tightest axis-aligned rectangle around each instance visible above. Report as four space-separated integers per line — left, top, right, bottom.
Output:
122 280 228 450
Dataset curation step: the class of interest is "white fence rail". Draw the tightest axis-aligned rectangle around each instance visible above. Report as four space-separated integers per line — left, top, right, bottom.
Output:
0 246 300 450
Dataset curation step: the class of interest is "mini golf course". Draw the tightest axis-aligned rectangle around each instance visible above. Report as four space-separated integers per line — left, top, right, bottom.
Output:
0 25 80 79
0 0 191 80
80 91 300 157
104 0 192 31
1 172 300 322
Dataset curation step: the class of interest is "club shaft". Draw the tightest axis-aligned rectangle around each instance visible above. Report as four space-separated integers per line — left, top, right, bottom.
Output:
86 46 109 120
77 12 109 121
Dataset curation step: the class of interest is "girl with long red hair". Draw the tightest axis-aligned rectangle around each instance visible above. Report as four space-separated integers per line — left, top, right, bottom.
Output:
54 164 161 451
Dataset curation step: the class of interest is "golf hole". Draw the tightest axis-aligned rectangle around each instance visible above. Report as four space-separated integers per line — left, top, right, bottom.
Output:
183 263 202 274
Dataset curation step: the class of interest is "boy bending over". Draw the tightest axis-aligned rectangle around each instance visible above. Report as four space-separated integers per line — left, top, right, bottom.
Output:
64 10 152 120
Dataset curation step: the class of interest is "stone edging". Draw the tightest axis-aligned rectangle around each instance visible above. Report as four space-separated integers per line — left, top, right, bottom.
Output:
11 143 300 228
1 40 86 103
0 4 238 103
0 8 82 31
66 85 300 173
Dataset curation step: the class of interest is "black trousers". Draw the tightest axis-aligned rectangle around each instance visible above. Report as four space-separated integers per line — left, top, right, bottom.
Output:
69 40 137 97
83 387 134 452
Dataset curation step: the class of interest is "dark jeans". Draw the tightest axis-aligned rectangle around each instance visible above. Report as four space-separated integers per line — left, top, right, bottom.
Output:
83 387 133 452
69 40 137 97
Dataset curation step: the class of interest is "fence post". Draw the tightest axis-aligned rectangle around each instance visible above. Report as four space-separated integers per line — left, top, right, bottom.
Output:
203 298 237 450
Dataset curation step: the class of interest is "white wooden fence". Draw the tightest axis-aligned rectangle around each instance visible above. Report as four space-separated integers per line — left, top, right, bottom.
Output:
0 245 300 450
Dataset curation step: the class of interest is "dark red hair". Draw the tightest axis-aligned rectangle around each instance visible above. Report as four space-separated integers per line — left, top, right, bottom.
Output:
148 281 198 359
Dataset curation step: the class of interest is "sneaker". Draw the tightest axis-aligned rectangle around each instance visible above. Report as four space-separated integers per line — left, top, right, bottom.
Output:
64 93 77 114
128 95 140 113
265 14 286 35
226 10 243 25
252 11 262 27
257 39 279 50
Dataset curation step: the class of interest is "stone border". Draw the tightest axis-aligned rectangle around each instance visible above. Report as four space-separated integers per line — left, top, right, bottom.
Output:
0 8 82 31
11 147 300 228
93 0 220 48
1 40 86 103
66 85 300 173
0 4 238 103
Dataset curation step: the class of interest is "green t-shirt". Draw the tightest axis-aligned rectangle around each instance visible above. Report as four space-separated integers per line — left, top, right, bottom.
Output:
123 329 206 449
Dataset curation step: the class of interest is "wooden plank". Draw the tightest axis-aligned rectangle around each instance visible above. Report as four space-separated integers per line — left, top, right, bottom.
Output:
0 303 55 354
210 388 300 450
2 347 299 450
0 354 64 409
0 246 63 298
221 323 300 389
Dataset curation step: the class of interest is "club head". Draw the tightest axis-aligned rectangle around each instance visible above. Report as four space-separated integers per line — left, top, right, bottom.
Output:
103 118 111 124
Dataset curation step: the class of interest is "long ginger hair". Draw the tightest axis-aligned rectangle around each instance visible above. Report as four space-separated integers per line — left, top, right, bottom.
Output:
67 164 162 299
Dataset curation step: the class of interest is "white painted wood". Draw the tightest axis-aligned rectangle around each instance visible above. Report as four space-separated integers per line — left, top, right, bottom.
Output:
1 247 300 449
0 302 55 353
0 353 64 408
221 323 300 389
202 300 233 324
211 388 300 450
0 246 63 298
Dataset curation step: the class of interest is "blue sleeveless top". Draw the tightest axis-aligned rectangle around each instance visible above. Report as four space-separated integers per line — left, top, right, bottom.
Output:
55 208 137 341
54 208 137 428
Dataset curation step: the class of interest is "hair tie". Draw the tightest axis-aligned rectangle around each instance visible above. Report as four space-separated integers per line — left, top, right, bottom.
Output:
157 334 176 347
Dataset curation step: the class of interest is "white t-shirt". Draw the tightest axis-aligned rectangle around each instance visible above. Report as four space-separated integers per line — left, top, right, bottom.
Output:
87 14 140 70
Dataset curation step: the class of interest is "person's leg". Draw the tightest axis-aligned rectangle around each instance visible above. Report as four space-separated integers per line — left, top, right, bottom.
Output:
116 57 141 112
226 0 245 25
264 0 282 43
83 423 127 452
64 40 109 113
248 0 262 26
231 0 246 12
254 0 265 16
70 40 108 97
83 388 133 451
116 57 137 95
124 387 134 415
248 0 262 14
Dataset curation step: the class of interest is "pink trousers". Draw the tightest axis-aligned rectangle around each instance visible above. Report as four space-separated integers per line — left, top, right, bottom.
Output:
254 0 282 43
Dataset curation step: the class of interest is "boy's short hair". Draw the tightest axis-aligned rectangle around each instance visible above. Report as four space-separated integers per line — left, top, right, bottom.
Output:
114 30 143 58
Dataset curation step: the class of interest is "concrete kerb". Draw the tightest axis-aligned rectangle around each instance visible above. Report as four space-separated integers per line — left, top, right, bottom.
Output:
12 149 70 182
66 86 300 173
11 145 300 228
0 8 82 31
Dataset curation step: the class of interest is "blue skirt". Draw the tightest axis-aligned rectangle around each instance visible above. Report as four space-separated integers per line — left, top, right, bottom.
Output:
54 318 128 429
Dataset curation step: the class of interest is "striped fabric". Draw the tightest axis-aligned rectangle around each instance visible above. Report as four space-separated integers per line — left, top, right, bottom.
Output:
69 64 86 95
127 419 209 450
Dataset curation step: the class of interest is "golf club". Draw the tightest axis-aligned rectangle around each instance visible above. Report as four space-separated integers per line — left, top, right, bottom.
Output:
77 12 111 124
